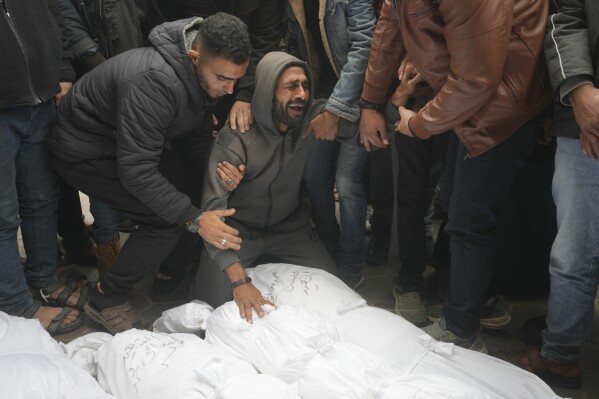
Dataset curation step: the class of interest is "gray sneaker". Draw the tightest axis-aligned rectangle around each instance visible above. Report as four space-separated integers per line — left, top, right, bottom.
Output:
392 288 427 326
422 317 488 354
427 302 511 330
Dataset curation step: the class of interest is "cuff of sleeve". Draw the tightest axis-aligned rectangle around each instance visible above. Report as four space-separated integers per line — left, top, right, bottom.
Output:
60 59 76 82
175 205 202 226
407 115 432 140
215 251 240 271
235 90 253 104
559 75 594 105
325 98 360 123
361 81 388 105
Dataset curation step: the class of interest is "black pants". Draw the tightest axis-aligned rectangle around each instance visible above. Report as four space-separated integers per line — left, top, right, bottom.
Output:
57 178 89 254
368 146 394 250
393 133 443 291
53 149 202 307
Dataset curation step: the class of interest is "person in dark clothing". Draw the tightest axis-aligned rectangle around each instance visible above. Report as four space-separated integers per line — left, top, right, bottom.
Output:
49 13 251 333
192 52 337 321
0 0 85 335
147 0 285 133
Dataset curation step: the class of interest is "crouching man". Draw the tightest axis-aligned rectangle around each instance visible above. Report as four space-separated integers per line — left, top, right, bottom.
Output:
192 52 337 322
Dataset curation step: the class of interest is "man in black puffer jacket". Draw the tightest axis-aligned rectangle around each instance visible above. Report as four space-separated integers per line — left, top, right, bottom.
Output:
49 13 251 333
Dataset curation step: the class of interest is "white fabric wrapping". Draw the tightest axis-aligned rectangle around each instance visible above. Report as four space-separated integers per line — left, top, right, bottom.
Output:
246 304 340 383
63 332 113 377
247 263 367 320
214 374 299 399
372 374 492 399
0 312 114 399
297 342 395 399
95 330 257 399
152 300 214 333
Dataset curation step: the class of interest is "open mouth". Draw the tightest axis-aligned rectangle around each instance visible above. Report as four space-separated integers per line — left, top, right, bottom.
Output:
288 103 305 114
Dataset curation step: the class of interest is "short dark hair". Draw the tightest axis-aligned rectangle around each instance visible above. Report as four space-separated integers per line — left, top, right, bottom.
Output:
193 12 251 65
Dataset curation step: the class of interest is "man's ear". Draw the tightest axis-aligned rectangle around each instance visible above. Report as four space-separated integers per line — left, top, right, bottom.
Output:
188 49 200 65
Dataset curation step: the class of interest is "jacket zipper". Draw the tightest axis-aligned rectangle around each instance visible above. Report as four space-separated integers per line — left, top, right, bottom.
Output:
265 136 287 229
3 2 42 104
98 0 114 57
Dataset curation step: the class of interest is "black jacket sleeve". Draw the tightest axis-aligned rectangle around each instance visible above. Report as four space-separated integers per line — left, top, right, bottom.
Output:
49 0 76 82
235 0 285 103
544 0 594 103
115 71 201 226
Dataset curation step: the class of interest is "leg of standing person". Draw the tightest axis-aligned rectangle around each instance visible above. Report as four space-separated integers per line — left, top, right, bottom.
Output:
303 139 341 260
0 101 82 333
335 141 368 288
367 146 394 266
426 117 540 352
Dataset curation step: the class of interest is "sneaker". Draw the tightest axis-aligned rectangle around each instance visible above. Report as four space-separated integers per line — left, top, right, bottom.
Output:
340 274 365 291
422 317 488 354
392 288 428 326
427 297 511 330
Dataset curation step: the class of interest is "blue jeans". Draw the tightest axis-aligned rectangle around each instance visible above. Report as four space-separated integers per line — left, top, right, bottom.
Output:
89 197 120 244
541 137 599 364
303 139 368 278
442 118 539 337
0 101 60 313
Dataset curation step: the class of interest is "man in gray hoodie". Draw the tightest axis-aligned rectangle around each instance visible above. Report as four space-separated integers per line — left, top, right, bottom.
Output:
192 52 337 322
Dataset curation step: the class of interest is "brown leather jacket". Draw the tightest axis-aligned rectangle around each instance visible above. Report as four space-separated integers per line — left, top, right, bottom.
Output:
362 0 551 157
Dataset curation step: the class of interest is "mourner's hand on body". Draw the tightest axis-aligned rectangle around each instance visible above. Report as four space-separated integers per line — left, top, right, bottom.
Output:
569 83 599 160
229 100 253 133
198 209 242 250
217 161 245 191
55 82 73 107
395 107 417 137
305 110 339 140
359 109 388 151
225 262 276 323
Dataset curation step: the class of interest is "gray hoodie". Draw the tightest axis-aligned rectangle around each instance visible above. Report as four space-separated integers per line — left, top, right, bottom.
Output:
201 51 322 270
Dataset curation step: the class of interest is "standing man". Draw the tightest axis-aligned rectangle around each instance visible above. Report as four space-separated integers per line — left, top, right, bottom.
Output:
359 0 551 352
49 13 251 333
287 0 377 289
192 52 337 321
0 0 84 335
508 0 598 389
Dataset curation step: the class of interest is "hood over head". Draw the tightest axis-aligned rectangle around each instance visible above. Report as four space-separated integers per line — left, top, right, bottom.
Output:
149 18 207 104
251 52 313 136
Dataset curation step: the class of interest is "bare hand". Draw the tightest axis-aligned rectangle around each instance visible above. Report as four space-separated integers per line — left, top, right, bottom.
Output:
581 129 599 161
199 209 242 250
305 110 339 140
233 283 275 324
55 82 73 107
395 106 417 137
569 84 599 137
229 101 253 133
391 61 423 108
359 109 388 151
217 161 245 191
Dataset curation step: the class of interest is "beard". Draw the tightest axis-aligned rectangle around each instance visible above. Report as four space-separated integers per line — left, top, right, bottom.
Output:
272 98 307 130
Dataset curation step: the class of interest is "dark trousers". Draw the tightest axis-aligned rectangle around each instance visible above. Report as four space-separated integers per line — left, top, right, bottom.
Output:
442 118 540 337
53 149 202 306
394 133 442 291
368 146 394 250
57 179 90 253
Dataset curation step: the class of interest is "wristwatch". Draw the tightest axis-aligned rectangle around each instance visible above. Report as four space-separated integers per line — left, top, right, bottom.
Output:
231 276 252 290
185 214 202 234
357 98 383 111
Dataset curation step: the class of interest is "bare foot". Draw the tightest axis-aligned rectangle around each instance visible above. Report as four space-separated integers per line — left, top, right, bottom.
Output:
33 306 80 331
47 284 83 308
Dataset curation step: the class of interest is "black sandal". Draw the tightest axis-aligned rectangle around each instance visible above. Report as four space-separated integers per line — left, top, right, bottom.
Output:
84 300 149 335
12 301 83 336
33 276 90 310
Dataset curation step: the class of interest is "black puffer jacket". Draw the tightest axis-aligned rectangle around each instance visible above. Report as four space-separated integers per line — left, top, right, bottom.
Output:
49 18 211 226
0 0 75 109
545 0 598 138
147 0 284 103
